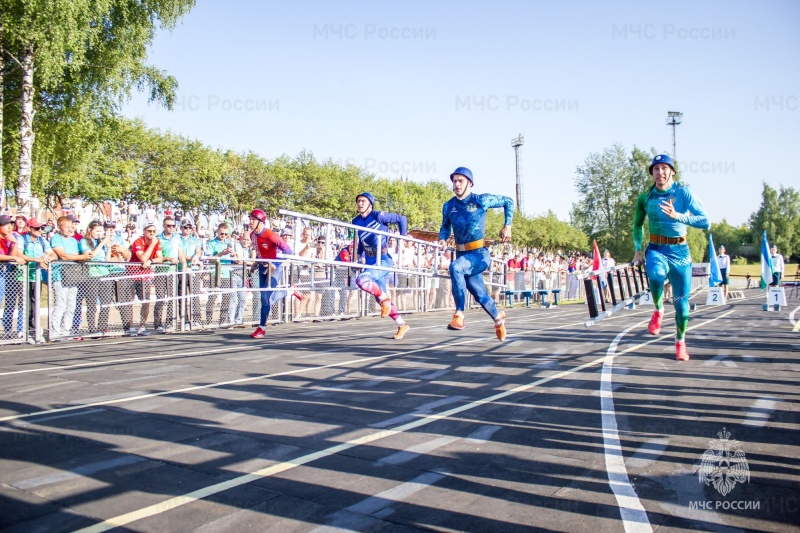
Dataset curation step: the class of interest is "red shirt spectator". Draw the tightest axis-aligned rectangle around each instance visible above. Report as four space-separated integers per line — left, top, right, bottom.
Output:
130 223 163 268
251 227 292 260
0 236 16 256
507 254 522 270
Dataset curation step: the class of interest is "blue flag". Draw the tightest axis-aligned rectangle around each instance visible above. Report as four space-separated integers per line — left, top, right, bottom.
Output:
760 230 773 290
708 234 722 287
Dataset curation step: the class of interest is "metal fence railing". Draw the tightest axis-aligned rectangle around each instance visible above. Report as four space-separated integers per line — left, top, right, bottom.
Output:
4 219 624 345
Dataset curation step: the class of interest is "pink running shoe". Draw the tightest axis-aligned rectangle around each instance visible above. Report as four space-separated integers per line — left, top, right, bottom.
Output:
675 340 690 361
647 311 663 335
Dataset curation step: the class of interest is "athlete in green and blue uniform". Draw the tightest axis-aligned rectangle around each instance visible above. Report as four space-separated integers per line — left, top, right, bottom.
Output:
633 154 710 361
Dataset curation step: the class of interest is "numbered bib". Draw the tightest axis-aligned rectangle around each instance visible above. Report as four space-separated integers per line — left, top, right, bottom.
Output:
706 286 725 306
767 287 787 307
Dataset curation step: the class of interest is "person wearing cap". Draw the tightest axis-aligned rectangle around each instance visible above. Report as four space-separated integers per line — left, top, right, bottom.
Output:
49 216 95 341
770 245 785 286
177 219 203 328
351 192 410 340
124 221 166 336
247 208 303 339
66 214 83 240
0 215 27 338
17 218 56 335
437 167 514 341
632 154 710 361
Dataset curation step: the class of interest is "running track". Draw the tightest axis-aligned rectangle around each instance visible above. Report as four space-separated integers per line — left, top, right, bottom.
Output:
0 293 797 532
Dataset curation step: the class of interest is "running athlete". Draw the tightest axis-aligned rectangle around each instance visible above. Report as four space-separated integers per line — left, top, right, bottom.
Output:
351 192 410 340
632 154 710 361
436 167 514 341
248 209 302 339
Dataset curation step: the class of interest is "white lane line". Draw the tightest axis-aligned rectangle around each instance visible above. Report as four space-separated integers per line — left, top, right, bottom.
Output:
300 383 357 397
790 304 800 331
312 471 448 532
74 309 733 533
600 309 737 533
742 397 777 427
601 321 653 533
0 308 583 377
0 314 597 424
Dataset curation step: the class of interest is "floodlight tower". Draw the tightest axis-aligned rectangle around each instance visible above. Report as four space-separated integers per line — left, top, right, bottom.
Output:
511 134 524 212
666 111 683 161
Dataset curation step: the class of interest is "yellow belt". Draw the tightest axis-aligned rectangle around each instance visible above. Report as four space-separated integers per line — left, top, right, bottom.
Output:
455 239 485 252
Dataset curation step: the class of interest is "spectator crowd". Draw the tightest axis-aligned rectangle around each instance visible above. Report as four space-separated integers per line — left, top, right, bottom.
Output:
1 200 595 342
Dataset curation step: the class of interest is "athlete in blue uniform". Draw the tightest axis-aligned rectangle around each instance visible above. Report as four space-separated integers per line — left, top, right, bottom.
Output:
437 167 514 340
633 154 710 361
352 192 410 339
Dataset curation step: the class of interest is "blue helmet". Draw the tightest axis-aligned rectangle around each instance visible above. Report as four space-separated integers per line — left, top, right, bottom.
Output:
648 154 675 175
450 167 473 185
356 192 375 206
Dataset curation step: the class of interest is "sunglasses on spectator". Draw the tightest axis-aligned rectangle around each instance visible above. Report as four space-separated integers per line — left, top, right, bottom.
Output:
145 230 157 234
181 225 193 229
165 224 176 228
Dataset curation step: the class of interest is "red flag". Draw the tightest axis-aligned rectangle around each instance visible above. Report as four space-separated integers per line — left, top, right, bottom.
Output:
591 240 601 280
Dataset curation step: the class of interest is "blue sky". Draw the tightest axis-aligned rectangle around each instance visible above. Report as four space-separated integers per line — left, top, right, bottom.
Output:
122 0 800 227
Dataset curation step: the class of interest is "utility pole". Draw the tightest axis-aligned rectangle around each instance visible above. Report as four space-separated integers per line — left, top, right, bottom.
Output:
511 134 524 212
666 111 683 162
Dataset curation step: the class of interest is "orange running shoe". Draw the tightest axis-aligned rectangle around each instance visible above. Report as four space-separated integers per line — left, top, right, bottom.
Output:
393 324 410 339
379 298 392 318
647 311 663 335
675 340 690 361
494 312 507 341
448 314 465 330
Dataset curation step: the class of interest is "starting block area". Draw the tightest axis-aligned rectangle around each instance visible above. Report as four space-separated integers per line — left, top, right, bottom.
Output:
0 294 797 532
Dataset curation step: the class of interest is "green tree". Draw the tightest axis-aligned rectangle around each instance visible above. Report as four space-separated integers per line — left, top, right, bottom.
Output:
749 183 800 260
708 219 752 260
571 144 654 260
2 0 194 211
